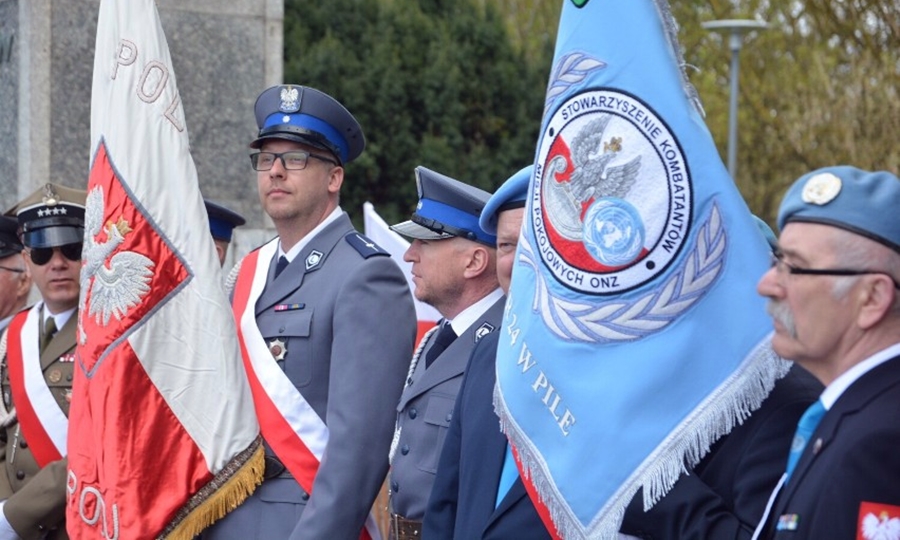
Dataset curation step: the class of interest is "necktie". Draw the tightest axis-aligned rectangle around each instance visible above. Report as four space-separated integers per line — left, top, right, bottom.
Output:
274 255 289 279
425 321 456 368
41 317 57 353
784 399 826 482
495 444 519 508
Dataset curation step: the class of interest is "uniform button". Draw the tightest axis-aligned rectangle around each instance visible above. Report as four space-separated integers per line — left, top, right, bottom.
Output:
301 491 309 501
67 374 73 381
391 481 399 492
19 440 27 449
16 470 25 480
400 445 409 456
445 412 452 422
278 327 285 333
408 408 417 419
406 377 413 386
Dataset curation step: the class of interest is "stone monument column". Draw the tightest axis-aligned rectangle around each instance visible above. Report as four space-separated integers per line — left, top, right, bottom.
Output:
0 0 282 267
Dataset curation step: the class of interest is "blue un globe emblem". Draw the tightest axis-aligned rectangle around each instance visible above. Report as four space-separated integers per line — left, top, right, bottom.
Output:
582 198 645 267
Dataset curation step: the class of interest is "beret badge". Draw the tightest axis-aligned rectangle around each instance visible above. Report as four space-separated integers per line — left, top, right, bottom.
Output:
801 172 842 205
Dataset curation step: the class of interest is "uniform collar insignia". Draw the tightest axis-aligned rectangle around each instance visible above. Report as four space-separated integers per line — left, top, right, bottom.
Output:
305 250 323 271
474 322 495 342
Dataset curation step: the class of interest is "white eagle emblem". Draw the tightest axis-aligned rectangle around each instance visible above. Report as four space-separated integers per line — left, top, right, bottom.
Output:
79 186 155 344
545 115 642 240
862 512 900 540
280 86 301 113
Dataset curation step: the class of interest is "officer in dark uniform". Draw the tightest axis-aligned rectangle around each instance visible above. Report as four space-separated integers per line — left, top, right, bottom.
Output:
0 217 31 332
755 166 900 539
388 167 505 540
200 85 417 540
203 199 246 266
0 183 87 540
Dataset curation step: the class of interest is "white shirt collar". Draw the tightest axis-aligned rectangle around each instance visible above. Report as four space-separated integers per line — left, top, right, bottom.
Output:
446 288 504 336
278 206 343 262
820 342 900 409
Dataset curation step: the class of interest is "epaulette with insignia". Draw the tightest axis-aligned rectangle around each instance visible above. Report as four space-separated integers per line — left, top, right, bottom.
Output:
345 232 389 258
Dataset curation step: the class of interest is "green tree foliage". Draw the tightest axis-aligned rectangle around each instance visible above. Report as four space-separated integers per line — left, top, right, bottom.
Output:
671 0 899 223
283 0 548 225
285 0 897 228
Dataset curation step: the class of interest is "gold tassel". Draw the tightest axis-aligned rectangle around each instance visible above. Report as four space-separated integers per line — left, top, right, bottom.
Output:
159 437 265 539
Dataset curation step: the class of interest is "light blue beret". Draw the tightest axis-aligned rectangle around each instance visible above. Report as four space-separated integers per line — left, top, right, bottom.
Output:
752 215 778 252
479 165 533 236
778 166 900 253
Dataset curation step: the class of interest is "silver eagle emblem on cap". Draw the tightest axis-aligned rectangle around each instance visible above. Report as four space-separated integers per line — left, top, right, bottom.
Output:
279 86 301 113
42 183 59 206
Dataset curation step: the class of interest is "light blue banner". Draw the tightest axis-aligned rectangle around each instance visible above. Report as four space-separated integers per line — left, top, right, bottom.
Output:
494 1 786 538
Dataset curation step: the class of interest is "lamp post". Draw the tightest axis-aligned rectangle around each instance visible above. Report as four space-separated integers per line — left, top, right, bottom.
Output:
702 19 768 182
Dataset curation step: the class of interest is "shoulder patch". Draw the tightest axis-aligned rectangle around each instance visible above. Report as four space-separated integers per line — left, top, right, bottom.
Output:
345 232 390 258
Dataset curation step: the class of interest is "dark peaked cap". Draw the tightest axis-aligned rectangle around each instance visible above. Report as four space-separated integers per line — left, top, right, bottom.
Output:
250 85 365 165
5 183 87 249
391 166 497 246
204 199 246 243
0 215 24 259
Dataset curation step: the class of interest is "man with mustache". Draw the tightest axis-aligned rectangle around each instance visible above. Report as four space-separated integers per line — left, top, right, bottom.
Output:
618 218 822 540
754 166 900 540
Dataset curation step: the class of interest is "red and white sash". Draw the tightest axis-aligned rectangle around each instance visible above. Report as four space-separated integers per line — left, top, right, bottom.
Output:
5 304 68 467
233 239 379 540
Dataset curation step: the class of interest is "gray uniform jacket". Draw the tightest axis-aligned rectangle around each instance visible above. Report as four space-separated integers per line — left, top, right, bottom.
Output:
390 296 505 521
0 307 74 540
201 213 417 540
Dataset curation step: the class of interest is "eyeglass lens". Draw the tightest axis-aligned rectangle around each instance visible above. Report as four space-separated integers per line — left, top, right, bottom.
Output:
30 243 83 265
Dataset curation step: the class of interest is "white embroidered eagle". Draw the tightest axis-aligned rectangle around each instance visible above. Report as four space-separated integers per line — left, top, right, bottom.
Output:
862 511 900 540
79 186 154 343
544 115 642 240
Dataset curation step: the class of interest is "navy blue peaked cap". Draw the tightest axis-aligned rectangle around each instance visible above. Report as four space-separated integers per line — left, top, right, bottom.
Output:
204 199 246 242
391 166 496 246
250 85 365 165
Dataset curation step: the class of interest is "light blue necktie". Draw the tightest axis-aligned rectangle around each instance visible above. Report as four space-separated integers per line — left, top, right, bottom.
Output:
784 399 826 482
495 444 519 508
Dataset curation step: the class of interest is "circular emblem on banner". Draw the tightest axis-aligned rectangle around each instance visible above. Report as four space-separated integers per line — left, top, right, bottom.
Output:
533 88 693 294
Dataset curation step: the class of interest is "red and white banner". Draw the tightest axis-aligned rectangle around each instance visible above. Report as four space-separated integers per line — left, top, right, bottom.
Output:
5 305 67 467
67 0 262 538
363 202 440 344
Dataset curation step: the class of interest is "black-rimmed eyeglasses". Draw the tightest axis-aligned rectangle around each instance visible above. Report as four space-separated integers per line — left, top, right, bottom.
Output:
770 251 900 289
249 151 338 171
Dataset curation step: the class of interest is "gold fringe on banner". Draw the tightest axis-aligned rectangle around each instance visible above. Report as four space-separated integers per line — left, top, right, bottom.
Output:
159 436 265 540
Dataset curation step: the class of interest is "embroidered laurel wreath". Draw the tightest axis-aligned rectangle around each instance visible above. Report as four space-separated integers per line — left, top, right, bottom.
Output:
518 203 725 343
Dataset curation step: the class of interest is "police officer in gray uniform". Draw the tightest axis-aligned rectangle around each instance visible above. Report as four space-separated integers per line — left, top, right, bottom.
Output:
388 167 505 540
200 85 417 540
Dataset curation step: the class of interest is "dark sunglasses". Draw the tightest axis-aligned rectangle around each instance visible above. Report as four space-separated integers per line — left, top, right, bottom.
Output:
29 243 83 266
